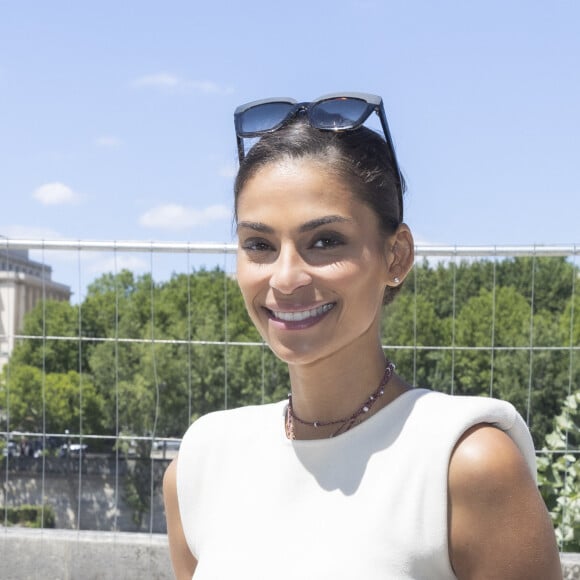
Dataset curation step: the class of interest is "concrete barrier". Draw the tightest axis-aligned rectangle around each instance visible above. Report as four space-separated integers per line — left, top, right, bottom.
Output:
0 528 172 580
1 528 579 579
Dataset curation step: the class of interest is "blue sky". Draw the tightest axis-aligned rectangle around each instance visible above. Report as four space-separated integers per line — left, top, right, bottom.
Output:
1 1 579 295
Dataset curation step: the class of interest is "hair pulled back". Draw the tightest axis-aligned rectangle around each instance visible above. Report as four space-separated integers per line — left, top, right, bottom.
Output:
234 118 405 236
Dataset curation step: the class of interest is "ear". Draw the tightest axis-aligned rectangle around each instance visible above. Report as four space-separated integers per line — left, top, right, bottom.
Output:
384 224 414 287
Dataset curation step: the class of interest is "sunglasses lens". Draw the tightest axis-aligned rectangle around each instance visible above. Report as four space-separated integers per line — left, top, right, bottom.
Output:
237 102 296 136
310 98 371 129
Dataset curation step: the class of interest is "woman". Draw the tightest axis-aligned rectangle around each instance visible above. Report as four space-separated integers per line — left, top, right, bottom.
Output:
164 93 561 579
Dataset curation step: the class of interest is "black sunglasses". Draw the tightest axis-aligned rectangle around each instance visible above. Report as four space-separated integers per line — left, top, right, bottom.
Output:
234 92 403 199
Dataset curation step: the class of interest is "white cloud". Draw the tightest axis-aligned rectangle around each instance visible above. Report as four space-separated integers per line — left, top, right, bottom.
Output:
131 73 233 95
139 203 231 230
95 135 122 148
32 182 81 205
132 73 181 88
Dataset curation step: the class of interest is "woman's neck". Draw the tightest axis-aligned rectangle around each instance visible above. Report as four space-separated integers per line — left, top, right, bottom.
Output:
286 343 409 439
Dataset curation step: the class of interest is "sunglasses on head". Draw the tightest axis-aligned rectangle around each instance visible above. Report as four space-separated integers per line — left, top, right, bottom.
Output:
234 91 403 196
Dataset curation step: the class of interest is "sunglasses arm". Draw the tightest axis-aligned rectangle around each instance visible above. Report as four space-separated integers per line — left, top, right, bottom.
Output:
236 135 246 164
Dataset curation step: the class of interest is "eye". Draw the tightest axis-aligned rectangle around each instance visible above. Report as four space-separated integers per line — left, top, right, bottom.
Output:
311 233 345 249
241 238 274 252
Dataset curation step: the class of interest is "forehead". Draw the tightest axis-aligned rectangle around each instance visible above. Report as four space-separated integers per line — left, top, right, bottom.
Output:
236 159 364 221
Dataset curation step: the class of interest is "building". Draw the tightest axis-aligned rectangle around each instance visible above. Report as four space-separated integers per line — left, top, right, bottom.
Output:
0 248 71 371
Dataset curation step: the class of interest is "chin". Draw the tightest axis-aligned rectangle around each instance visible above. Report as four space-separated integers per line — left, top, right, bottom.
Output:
264 340 316 366
266 336 342 368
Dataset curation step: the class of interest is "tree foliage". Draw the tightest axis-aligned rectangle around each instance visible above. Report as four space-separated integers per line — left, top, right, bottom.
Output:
1 258 577 445
1 364 102 435
0 268 289 444
382 257 579 446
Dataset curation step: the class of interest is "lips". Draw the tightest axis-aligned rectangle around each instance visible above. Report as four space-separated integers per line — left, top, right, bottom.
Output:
268 303 335 322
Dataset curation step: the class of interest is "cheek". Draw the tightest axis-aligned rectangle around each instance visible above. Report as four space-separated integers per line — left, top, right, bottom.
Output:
340 271 388 318
327 255 387 292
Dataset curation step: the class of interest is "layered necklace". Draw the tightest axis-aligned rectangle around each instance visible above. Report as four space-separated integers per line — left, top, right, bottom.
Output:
285 360 396 440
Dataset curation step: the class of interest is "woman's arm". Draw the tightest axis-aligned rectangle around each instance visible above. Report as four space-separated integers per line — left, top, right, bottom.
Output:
163 457 198 579
448 424 562 580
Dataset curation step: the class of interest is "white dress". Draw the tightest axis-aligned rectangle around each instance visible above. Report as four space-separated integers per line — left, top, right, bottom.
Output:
176 388 536 579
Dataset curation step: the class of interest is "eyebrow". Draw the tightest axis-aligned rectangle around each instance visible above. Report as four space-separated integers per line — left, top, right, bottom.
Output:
237 215 352 234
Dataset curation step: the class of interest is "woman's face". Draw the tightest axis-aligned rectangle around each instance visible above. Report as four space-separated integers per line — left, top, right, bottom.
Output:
236 158 398 367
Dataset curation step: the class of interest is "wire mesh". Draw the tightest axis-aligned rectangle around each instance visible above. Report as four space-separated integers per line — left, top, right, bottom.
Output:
0 240 579 550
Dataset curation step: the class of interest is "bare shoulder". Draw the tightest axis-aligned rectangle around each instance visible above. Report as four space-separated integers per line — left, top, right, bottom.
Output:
448 424 562 580
449 423 531 490
163 456 198 579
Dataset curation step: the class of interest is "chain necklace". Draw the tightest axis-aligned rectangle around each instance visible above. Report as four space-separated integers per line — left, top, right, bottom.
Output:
285 361 396 440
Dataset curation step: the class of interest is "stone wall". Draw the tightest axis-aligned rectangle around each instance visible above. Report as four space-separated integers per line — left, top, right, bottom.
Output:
1 455 170 533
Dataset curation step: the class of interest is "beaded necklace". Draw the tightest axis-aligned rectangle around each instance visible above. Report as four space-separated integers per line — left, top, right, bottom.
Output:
285 361 396 440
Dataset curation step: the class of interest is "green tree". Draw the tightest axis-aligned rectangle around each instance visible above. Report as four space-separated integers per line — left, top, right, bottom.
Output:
9 300 84 374
450 286 567 444
0 365 103 436
497 257 577 315
382 293 450 390
4 257 577 463
84 268 282 444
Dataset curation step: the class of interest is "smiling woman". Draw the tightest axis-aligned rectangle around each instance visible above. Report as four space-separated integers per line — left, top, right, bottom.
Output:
163 93 562 579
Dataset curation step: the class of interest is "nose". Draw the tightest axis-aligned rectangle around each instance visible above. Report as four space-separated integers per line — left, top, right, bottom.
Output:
269 245 312 295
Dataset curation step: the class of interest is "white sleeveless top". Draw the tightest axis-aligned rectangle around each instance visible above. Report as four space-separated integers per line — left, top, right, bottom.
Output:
176 388 536 580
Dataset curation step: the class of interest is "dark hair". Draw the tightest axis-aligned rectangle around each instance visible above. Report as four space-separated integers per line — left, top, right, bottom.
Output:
234 118 407 304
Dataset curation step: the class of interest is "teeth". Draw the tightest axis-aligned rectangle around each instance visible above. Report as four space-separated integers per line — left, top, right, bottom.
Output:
272 303 334 322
